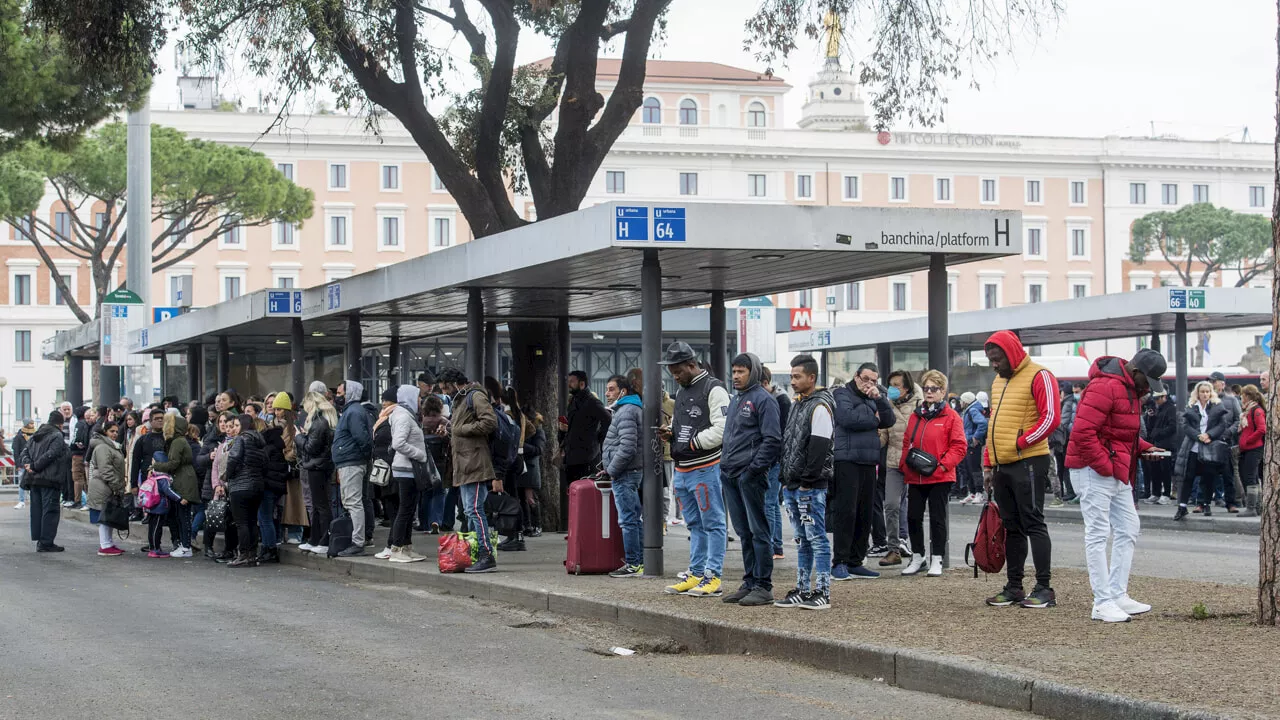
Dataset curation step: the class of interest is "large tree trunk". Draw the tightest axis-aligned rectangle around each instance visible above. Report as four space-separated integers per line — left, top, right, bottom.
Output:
1258 0 1280 626
508 320 566 531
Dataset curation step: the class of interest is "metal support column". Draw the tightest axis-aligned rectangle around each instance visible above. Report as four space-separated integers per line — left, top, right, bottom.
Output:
641 250 664 576
484 321 499 382
216 336 230 392
466 289 483 383
65 358 84 408
557 316 572 531
876 343 892 376
387 333 400 389
126 101 152 403
1175 314 1188 405
927 254 949 375
290 318 305 406
346 314 362 382
709 290 727 380
186 343 202 403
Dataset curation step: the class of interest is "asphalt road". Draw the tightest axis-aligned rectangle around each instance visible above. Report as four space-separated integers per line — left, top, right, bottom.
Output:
0 511 1035 720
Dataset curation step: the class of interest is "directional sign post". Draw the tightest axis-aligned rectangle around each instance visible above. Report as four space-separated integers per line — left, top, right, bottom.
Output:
153 307 180 324
267 289 304 317
653 207 686 242
614 206 649 241
326 284 342 311
100 288 148 367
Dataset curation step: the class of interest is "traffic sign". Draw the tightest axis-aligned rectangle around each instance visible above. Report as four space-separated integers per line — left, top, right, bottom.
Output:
1168 287 1207 311
653 207 686 242
153 307 180 323
1187 289 1206 310
327 283 342 311
1264 331 1274 357
614 206 649 241
267 289 303 316
1168 289 1186 309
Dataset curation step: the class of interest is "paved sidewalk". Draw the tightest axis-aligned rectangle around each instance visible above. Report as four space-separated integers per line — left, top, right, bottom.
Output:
950 497 1260 536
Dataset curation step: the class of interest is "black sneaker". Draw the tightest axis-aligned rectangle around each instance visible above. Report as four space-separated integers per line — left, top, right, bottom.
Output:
465 553 497 573
1173 506 1188 521
36 544 65 553
722 584 753 604
867 544 890 557
336 545 365 557
497 536 526 552
429 523 440 535
1020 585 1056 609
797 591 830 610
774 588 805 608
526 526 543 538
986 588 1026 607
1201 505 1212 517
608 564 644 578
739 587 774 606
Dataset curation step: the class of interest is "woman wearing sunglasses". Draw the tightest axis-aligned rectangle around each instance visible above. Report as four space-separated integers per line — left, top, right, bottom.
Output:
898 370 968 577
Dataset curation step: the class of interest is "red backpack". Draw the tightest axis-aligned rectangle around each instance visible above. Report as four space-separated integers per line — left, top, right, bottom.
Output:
965 500 1006 577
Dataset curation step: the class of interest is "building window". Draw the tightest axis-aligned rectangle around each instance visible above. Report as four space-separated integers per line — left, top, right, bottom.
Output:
981 178 998 204
168 275 183 305
935 177 951 202
14 330 31 362
748 174 767 197
220 223 243 247
223 275 242 300
276 162 294 181
1193 184 1209 203
642 97 661 124
746 101 766 127
329 163 348 190
12 273 31 305
679 172 698 196
1070 180 1086 205
796 174 813 199
94 212 109 233
54 211 71 241
798 289 811 308
847 282 861 310
276 276 295 289
947 281 955 311
1073 283 1089 298
275 221 295 247
1026 227 1044 258
606 171 626 194
381 164 400 190
432 170 446 192
679 99 698 125
1025 180 1042 204
1130 182 1146 204
54 273 70 305
1070 228 1087 259
13 214 35 240
1027 283 1044 304
1250 185 1266 208
381 216 401 248
329 215 348 247
15 389 32 423
983 282 1000 309
432 217 452 248
842 175 860 201
890 176 907 201
892 281 908 311
1162 183 1178 205
1133 282 1150 292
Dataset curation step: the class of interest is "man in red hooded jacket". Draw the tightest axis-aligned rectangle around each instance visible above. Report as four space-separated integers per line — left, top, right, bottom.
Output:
1065 348 1168 623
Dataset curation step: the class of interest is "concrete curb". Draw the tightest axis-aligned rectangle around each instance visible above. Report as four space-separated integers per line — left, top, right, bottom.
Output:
949 503 1260 537
276 544 1234 720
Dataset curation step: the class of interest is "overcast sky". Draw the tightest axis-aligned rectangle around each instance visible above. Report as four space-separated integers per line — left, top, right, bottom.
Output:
155 0 1275 142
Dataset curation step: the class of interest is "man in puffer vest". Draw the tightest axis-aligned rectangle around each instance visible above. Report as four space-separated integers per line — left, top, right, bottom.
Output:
1066 349 1167 623
981 330 1061 609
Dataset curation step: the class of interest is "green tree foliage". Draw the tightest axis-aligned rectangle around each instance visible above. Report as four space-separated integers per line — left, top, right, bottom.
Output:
0 123 314 322
0 0 155 147
1129 203 1274 287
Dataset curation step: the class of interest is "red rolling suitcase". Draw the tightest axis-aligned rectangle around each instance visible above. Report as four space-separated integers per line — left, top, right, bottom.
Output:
565 476 625 575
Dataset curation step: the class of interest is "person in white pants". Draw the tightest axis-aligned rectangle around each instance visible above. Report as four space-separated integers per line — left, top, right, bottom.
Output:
1064 349 1169 623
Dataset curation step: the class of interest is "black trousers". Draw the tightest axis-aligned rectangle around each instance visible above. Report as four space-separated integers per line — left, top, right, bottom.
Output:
908 481 952 557
1240 447 1263 488
229 490 263 554
389 476 420 547
306 470 333 546
1054 450 1074 499
204 504 238 553
1179 453 1222 507
992 456 1053 590
147 512 169 551
29 485 61 547
831 461 876 567
1143 457 1173 498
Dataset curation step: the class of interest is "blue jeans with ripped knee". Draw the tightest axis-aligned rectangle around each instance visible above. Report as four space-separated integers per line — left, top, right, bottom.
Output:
784 486 831 596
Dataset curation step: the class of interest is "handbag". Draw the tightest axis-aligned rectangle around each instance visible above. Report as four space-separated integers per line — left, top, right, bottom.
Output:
411 456 442 492
904 415 939 476
1199 439 1228 466
100 495 132 531
205 497 229 532
369 458 391 487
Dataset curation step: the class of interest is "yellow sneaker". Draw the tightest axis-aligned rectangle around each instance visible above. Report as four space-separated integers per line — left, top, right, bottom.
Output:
664 572 702 595
686 576 722 597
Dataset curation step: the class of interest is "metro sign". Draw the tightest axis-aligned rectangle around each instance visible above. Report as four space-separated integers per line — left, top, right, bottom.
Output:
790 308 813 331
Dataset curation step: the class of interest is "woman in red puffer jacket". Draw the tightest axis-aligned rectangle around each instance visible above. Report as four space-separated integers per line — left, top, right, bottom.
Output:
1238 384 1267 510
899 369 968 578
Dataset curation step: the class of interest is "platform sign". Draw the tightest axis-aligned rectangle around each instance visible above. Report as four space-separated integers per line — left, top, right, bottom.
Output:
326 283 342 311
653 207 686 242
738 306 776 362
101 288 147 366
267 289 303 317
1168 288 1207 311
153 307 180 323
614 206 649 241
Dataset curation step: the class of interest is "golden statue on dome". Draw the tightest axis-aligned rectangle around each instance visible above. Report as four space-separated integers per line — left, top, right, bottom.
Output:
822 9 841 59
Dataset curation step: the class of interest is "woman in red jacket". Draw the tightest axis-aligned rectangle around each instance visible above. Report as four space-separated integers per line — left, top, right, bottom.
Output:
899 370 968 577
1239 384 1267 511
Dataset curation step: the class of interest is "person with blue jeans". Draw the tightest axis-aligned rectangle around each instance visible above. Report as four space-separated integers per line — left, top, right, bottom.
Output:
775 354 835 610
437 368 500 573
720 353 782 606
659 342 730 598
602 375 645 577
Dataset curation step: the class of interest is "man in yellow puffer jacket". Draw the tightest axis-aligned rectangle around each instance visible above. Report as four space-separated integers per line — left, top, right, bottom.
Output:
981 330 1061 610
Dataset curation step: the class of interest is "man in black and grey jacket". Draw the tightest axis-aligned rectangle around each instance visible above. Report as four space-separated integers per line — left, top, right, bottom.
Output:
24 411 71 552
774 355 836 610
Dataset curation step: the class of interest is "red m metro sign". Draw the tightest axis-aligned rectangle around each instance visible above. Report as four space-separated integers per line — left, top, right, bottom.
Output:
790 308 812 331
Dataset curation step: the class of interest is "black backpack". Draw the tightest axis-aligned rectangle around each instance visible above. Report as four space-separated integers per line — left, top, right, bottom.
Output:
327 514 353 557
466 390 521 479
484 492 523 536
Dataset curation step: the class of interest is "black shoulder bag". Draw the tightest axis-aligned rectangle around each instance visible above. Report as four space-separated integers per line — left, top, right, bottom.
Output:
904 416 939 477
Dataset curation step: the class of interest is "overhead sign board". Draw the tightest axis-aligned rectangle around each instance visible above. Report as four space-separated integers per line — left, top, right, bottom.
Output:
101 288 148 367
267 289 303 317
614 206 649 241
326 283 342 311
153 307 180 324
790 308 812 331
653 207 686 242
738 306 776 363
1168 288 1206 311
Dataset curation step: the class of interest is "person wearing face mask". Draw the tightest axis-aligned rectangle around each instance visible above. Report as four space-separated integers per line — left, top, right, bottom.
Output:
876 370 918 567
830 363 896 581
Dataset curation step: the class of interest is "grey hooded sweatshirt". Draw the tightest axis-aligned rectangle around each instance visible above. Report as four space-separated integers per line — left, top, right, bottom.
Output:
389 384 431 478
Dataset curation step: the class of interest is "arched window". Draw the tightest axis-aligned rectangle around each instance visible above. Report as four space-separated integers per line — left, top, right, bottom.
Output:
642 97 661 124
747 101 766 128
679 99 698 125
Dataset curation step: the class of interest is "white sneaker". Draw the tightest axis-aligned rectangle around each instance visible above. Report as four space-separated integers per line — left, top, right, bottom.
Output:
311 545 328 555
61 501 74 508
927 556 943 577
901 554 927 576
286 536 302 545
898 539 912 556
1157 496 1172 506
374 547 394 560
972 492 985 505
960 493 975 505
298 543 314 553
1115 595 1152 616
14 501 25 510
170 547 192 558
1091 600 1131 623
390 546 426 564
